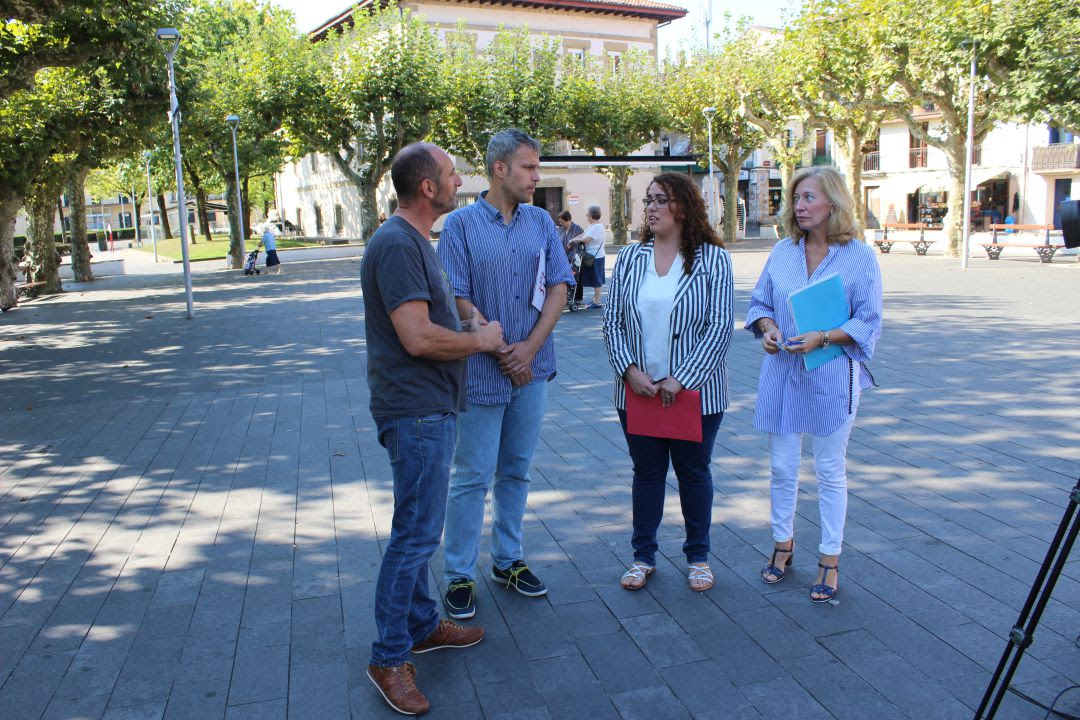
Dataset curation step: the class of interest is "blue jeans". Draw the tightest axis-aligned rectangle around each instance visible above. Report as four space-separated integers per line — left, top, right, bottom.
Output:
443 381 547 581
618 410 724 565
370 412 456 668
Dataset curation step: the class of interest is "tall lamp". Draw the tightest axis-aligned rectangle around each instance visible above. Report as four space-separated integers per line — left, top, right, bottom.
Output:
703 106 718 229
226 114 245 264
157 27 194 318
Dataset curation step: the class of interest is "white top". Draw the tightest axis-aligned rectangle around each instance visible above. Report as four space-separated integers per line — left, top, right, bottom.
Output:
638 256 685 380
583 223 605 257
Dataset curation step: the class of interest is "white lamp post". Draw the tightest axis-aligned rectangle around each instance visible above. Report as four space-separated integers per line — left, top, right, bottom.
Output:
703 106 718 229
961 39 977 270
157 27 194 318
144 150 158 263
226 114 245 263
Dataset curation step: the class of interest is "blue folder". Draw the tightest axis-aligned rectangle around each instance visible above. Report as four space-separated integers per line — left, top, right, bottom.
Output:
787 273 849 371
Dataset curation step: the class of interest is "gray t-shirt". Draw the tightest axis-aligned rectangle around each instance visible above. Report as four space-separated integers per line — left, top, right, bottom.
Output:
360 215 466 417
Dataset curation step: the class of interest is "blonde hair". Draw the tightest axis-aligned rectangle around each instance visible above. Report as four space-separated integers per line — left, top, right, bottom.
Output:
780 166 857 245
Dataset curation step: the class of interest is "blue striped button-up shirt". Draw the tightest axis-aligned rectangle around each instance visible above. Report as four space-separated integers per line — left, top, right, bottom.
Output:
438 192 574 405
744 237 883 436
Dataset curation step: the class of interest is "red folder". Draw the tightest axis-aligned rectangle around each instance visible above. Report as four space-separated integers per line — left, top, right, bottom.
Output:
624 382 702 442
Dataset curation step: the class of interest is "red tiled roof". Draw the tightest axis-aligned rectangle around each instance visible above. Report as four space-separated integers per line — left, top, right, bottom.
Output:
311 0 687 40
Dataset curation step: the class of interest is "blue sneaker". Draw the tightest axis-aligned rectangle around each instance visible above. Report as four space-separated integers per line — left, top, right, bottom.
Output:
443 578 477 619
585 302 603 310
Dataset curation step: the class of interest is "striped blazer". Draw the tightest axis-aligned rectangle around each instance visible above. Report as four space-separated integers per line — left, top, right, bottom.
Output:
602 241 734 414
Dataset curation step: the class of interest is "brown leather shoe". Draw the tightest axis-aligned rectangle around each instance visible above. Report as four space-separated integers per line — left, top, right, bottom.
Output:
411 619 485 654
367 662 429 715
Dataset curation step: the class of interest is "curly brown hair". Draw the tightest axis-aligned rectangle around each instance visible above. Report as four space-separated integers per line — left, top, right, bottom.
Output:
637 173 723 275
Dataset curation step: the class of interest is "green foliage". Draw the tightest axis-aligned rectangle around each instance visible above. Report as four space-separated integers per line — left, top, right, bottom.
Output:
172 0 307 263
435 24 561 173
287 0 444 240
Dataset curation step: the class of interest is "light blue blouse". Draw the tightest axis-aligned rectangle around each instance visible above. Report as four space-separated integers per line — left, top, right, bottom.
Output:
744 237 883 436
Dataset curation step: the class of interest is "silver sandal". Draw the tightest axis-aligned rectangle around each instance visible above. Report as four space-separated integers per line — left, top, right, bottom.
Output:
620 562 654 591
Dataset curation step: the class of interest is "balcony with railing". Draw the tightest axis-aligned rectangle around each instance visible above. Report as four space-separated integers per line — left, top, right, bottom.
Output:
811 152 832 166
909 148 927 168
1032 143 1080 172
862 151 880 172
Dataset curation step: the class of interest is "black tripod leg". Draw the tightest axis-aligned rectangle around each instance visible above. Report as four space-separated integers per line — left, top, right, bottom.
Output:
975 479 1080 719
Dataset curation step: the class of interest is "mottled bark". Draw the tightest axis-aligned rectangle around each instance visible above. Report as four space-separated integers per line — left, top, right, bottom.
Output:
195 187 212 245
67 167 93 282
0 191 21 311
25 181 63 293
156 192 172 238
838 127 868 239
943 142 967 258
601 166 633 245
225 175 243 268
242 177 252 240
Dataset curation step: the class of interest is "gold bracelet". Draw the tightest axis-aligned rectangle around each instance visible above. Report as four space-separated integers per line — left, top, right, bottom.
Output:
820 330 830 349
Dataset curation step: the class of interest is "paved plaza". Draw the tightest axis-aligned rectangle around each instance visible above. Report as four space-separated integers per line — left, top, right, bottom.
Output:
1 242 1078 719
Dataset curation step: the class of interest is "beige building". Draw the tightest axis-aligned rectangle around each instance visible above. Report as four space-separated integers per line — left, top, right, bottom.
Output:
276 0 688 240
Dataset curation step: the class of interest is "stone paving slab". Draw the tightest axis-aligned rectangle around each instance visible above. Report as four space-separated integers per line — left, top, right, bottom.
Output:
1 246 1079 719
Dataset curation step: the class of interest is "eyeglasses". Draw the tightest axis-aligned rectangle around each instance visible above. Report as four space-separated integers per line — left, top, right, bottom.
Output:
642 196 670 208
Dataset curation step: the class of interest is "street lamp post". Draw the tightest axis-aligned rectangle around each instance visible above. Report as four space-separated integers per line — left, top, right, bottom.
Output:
226 114 245 264
157 27 194 319
961 39 977 271
703 106 718 229
144 150 158 263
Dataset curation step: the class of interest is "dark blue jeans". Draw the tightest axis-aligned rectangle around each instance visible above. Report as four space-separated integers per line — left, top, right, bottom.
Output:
370 412 456 668
618 410 723 565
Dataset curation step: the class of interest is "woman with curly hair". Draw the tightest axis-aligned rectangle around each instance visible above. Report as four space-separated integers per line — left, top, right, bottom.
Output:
602 173 734 592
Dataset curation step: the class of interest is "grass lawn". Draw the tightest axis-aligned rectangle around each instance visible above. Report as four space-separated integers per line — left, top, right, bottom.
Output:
131 234 329 262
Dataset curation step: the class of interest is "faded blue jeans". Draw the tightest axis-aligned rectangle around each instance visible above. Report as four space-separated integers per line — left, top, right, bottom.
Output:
370 412 456 668
443 381 548 582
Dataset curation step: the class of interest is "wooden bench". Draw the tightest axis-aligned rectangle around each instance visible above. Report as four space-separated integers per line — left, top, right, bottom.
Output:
15 281 46 298
979 224 1063 263
876 223 936 255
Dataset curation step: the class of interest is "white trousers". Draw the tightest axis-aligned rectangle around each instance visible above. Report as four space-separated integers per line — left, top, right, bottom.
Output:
769 410 857 556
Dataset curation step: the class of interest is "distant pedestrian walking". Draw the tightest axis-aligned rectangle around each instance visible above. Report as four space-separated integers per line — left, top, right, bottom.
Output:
745 166 883 604
262 223 282 274
576 205 606 308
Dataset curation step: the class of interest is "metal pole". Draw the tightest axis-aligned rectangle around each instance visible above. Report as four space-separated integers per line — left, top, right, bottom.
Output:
961 40 977 270
227 116 245 263
703 107 717 230
145 151 158 263
163 39 194 318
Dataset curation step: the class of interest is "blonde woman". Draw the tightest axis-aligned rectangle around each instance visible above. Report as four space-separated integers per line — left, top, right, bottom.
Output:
745 166 882 603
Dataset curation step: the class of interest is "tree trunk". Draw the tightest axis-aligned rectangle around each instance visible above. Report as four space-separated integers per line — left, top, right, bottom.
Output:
359 179 378 243
132 197 142 246
67 167 92 282
721 149 742 246
242 177 252 241
943 140 967 258
224 174 243 269
602 166 633 245
0 191 21 311
195 187 212 245
157 192 173 238
25 181 63 293
840 125 867 240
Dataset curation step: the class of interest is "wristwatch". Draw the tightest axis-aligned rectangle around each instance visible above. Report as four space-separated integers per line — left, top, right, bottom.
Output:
820 330 831 350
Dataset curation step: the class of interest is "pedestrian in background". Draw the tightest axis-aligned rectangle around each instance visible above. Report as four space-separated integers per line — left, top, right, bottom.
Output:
576 205 606 309
557 210 584 310
262 222 282 274
745 166 882 604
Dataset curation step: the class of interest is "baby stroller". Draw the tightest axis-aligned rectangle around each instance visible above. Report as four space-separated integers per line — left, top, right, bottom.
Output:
242 242 263 276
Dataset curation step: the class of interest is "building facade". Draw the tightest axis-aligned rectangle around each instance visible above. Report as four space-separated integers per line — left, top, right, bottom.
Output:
276 0 688 240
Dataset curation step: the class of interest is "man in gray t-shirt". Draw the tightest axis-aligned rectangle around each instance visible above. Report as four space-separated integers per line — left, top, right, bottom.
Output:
360 143 504 716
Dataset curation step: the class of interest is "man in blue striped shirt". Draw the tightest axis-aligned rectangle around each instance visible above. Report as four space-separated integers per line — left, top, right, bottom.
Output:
437 129 574 619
